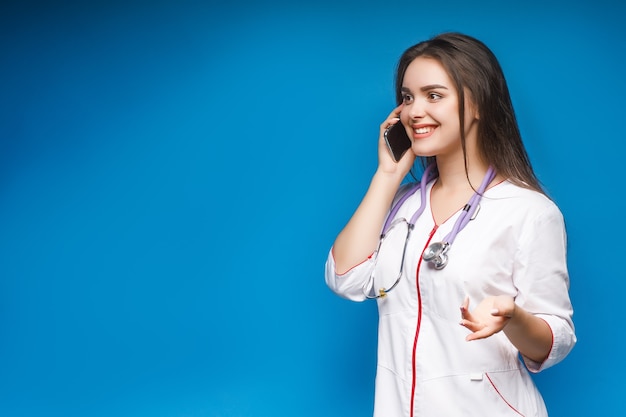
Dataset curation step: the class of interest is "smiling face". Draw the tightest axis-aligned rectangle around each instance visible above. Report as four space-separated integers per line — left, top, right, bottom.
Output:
399 57 479 162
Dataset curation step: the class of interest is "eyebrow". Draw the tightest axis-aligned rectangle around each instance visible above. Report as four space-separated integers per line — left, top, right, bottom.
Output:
402 84 449 93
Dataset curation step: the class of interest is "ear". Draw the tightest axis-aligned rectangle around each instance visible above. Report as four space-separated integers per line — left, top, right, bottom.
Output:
464 90 479 120
470 100 480 120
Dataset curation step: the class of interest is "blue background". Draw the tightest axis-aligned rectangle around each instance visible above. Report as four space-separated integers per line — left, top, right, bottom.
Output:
1 0 624 416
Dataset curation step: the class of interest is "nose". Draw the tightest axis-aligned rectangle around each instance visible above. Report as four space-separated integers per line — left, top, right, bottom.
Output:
407 100 426 120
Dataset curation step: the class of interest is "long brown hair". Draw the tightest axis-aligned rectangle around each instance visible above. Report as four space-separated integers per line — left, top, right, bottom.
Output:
395 32 543 193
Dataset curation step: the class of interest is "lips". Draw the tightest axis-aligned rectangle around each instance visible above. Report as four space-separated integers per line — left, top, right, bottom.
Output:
412 125 437 137
414 126 433 134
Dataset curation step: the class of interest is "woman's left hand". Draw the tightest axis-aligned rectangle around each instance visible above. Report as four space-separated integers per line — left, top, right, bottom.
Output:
459 295 516 341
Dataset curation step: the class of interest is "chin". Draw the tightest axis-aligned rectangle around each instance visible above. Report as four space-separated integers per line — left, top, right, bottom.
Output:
411 148 437 158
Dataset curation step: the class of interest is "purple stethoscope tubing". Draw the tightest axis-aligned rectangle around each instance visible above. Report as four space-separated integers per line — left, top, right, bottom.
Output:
381 162 437 234
442 165 496 245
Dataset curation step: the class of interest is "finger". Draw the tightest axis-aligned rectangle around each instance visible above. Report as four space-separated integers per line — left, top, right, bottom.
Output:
459 296 470 318
465 326 496 341
493 296 516 316
387 117 401 128
490 308 513 319
391 103 404 117
459 319 485 332
466 331 489 341
380 105 405 129
380 116 400 133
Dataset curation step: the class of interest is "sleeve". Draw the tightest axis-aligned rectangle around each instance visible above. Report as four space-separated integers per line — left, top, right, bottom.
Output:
324 182 417 302
324 248 376 302
512 201 576 372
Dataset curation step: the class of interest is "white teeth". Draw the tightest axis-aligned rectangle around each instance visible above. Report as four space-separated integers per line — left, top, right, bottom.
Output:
414 127 431 134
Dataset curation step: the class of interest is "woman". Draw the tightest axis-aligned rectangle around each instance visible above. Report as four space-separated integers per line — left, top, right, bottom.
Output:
325 32 576 417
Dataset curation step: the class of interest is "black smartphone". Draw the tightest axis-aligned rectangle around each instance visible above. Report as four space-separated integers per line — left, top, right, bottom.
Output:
384 122 412 162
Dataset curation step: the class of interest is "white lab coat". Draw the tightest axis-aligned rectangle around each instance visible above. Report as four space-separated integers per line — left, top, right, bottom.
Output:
325 180 576 417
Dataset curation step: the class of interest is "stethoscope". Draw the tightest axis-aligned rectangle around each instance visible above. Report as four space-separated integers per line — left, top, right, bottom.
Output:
365 163 496 298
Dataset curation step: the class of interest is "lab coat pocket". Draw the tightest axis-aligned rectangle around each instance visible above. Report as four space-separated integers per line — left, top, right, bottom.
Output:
483 369 545 417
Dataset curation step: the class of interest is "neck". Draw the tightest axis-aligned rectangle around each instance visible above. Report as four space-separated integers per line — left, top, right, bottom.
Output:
435 157 491 192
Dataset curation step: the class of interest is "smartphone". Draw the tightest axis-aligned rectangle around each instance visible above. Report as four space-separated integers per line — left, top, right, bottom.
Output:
384 121 412 162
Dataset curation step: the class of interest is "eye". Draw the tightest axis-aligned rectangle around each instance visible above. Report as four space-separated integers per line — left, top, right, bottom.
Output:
427 92 443 101
402 93 414 104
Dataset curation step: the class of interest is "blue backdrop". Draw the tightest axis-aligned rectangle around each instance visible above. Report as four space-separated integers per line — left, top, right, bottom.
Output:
1 0 624 416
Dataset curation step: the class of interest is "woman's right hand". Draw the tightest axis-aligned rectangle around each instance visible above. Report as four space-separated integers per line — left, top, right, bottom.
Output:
332 106 416 274
378 105 416 177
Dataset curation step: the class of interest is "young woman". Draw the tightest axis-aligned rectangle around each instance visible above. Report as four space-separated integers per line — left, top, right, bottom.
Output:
325 32 576 417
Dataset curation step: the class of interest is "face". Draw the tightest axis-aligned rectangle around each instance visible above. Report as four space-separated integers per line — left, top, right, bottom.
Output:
399 57 478 159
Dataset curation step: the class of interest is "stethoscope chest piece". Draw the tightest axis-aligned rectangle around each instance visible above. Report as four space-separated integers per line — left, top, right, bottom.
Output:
422 241 450 269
